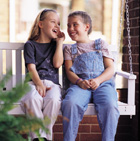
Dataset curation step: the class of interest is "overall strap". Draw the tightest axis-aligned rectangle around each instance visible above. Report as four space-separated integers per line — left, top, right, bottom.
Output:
95 38 101 50
71 44 78 55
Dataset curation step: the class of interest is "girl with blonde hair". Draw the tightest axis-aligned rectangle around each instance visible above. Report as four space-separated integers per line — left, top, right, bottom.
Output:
21 9 65 141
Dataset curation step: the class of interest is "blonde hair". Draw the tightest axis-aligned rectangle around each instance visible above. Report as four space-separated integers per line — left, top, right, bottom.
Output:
28 9 57 41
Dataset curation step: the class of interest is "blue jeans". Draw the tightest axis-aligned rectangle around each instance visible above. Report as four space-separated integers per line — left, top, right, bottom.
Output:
61 80 120 141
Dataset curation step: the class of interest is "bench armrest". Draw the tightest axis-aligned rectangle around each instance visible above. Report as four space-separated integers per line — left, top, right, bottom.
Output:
115 70 136 106
115 71 136 79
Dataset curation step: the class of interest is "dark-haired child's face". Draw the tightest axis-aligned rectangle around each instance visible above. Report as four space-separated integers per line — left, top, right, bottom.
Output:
67 16 89 43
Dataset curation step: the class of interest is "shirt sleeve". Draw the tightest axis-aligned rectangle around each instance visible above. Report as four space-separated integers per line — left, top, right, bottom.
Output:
64 44 72 60
24 41 36 67
101 40 114 61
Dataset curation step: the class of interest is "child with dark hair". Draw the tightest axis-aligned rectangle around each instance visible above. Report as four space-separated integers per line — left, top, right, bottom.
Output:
62 11 119 141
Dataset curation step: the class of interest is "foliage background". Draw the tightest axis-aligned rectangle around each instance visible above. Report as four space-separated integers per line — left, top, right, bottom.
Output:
0 70 50 141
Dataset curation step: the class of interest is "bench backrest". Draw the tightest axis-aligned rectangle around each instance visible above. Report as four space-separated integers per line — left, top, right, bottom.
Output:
0 42 68 93
0 42 25 90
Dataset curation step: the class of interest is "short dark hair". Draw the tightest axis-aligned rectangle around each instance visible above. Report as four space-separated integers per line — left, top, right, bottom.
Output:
68 11 92 34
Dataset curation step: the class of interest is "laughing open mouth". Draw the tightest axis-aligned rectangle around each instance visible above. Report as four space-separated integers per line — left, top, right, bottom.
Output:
52 29 57 33
70 32 76 37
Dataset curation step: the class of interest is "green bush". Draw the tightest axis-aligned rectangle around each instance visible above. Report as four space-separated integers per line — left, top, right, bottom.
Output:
0 70 50 141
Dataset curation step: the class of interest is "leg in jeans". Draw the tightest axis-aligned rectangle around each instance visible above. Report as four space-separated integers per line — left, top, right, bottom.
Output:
93 80 120 141
61 85 91 141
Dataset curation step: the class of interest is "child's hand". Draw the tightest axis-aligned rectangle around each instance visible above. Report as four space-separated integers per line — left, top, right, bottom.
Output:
77 79 91 90
36 84 51 97
56 31 65 42
89 78 100 90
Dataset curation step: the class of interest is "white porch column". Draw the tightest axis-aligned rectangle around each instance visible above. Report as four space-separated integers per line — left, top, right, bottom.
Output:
9 0 15 42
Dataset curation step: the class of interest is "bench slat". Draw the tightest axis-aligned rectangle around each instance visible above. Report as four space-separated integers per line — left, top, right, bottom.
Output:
7 101 135 116
6 50 13 90
0 50 2 76
0 42 24 50
16 50 22 85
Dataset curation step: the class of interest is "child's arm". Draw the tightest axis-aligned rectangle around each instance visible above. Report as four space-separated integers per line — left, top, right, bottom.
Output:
27 64 51 97
89 57 114 90
53 31 65 68
65 60 90 89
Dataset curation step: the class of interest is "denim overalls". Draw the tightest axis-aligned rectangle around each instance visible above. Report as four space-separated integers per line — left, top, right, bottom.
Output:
62 39 120 141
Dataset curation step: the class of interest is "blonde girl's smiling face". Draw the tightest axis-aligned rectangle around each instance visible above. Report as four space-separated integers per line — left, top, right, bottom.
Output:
67 16 90 43
39 11 60 42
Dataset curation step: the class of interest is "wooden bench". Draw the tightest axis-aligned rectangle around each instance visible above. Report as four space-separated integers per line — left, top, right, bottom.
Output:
0 42 136 117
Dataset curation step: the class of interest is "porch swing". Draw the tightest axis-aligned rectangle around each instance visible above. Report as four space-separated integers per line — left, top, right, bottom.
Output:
0 0 136 117
113 0 136 117
62 0 137 117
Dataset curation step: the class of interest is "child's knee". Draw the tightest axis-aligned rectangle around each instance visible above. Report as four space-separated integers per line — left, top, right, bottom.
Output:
104 100 118 114
62 98 77 110
49 97 61 106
